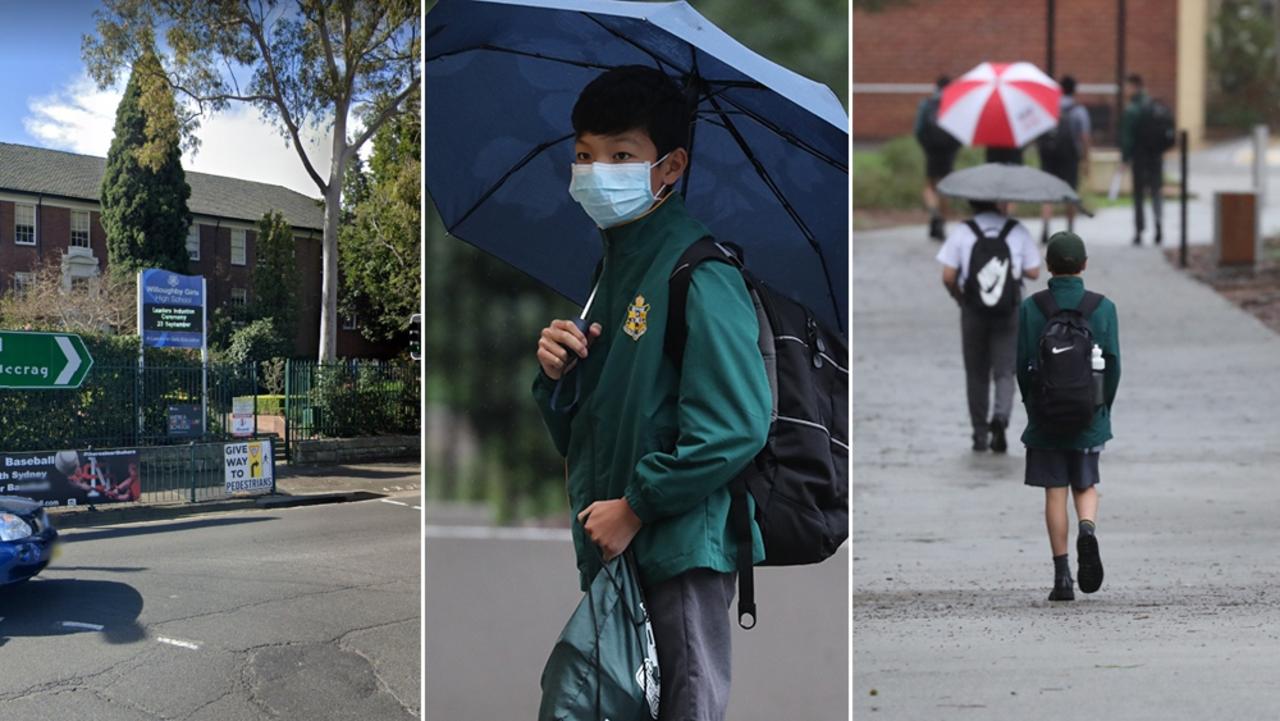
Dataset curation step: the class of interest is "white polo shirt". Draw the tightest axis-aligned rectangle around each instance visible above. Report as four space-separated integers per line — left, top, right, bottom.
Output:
935 212 1041 286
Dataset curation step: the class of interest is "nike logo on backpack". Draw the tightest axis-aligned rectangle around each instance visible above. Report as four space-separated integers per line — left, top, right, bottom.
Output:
1051 345 1073 354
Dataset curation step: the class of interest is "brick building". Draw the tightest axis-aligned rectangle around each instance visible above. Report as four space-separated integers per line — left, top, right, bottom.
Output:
0 142 394 359
853 0 1209 147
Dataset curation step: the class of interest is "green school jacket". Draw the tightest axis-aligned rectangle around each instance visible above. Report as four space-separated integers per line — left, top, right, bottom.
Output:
532 194 770 591
1016 275 1122 449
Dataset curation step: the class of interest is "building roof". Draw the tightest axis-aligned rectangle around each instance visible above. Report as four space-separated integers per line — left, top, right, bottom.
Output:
0 142 324 231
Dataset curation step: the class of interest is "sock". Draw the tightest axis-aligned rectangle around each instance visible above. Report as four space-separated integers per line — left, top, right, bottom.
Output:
1053 554 1069 577
1079 519 1096 536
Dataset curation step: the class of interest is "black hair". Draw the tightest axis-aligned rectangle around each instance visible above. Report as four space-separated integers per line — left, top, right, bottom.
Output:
571 65 690 158
969 200 999 214
935 75 950 89
1060 75 1077 95
1126 73 1143 87
1047 253 1085 275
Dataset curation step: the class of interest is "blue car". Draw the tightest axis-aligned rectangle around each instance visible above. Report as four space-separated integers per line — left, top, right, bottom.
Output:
0 496 57 586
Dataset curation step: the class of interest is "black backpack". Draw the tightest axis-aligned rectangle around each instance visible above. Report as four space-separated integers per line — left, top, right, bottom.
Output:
1036 103 1080 166
666 238 848 629
917 95 960 154
1030 290 1104 436
962 219 1020 315
1136 98 1176 154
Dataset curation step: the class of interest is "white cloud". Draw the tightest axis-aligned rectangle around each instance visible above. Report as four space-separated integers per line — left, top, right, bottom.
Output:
22 73 376 199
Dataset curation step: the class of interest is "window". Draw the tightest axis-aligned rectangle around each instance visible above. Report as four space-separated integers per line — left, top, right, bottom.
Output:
230 229 246 266
187 225 200 261
14 204 35 245
12 272 33 297
230 287 248 306
70 210 90 248
342 314 359 331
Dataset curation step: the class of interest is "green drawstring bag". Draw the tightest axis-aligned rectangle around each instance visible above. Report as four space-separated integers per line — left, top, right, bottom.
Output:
538 552 660 721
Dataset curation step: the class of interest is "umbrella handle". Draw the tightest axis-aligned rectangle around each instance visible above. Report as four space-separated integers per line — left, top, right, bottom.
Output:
548 318 590 413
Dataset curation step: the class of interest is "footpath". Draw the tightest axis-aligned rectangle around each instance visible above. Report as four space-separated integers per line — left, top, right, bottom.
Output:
49 460 421 530
852 209 1280 717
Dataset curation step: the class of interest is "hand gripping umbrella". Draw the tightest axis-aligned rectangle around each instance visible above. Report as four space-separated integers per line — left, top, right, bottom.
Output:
938 61 1060 149
426 0 849 332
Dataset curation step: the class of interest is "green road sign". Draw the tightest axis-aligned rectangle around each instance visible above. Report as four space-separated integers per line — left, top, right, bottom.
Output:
0 331 93 389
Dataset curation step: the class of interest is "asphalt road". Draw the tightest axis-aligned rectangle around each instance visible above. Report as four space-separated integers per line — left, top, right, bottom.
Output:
853 217 1280 718
0 493 422 720
423 521 848 720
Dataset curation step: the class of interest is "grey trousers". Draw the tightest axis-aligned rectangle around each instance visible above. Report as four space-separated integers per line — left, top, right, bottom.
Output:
1132 154 1164 235
643 569 736 721
960 305 1018 439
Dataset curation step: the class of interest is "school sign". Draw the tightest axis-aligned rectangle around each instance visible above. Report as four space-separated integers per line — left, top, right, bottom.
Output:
0 331 93 389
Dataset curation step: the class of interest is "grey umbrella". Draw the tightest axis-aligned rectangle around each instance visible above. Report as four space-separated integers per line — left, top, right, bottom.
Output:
938 163 1090 214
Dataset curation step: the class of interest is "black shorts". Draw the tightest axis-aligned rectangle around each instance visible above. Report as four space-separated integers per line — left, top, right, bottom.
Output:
925 150 957 180
1024 447 1101 490
1042 158 1080 189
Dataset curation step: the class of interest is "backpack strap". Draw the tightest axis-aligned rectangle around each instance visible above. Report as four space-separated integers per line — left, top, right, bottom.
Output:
665 236 742 367
1034 288 1104 319
665 237 759 629
1076 291 1104 319
1032 288 1060 319
996 218 1017 243
964 219 984 240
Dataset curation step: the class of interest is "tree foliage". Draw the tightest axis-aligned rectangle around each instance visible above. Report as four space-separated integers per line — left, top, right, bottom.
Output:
1208 0 1280 128
339 89 420 342
252 210 302 349
100 45 192 274
84 0 420 360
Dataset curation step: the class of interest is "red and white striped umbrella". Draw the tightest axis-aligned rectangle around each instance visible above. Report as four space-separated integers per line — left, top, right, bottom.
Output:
938 62 1061 148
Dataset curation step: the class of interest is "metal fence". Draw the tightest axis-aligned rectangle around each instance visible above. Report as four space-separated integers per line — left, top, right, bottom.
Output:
136 441 267 504
0 359 418 468
284 360 420 459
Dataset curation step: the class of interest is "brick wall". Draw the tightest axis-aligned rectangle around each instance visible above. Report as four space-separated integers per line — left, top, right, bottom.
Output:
853 0 1179 144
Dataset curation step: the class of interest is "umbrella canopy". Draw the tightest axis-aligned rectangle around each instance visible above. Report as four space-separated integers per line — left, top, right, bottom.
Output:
937 163 1081 205
426 0 849 332
938 62 1060 149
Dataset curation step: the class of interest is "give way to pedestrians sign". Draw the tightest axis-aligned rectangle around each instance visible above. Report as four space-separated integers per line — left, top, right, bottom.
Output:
0 331 93 389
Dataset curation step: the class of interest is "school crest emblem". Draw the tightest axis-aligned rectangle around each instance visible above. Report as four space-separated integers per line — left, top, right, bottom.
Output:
623 294 650 340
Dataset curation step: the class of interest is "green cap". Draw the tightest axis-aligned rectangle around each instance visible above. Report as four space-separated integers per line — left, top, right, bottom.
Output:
1046 231 1087 272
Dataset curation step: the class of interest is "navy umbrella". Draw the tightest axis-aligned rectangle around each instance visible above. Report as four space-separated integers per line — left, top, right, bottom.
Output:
426 0 849 332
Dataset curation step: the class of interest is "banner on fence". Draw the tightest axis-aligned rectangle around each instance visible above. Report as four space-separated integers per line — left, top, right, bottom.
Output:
0 448 141 507
224 439 273 494
168 404 204 437
139 269 205 349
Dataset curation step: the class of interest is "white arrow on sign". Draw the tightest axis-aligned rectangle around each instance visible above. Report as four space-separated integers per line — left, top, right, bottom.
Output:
54 336 80 385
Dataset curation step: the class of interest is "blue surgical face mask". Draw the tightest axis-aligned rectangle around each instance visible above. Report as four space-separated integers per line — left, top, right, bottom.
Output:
568 154 670 229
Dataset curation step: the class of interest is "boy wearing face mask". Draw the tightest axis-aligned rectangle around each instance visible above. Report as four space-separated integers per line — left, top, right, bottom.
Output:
532 65 771 721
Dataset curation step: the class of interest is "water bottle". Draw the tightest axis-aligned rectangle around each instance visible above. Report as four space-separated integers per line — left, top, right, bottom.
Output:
1091 344 1105 406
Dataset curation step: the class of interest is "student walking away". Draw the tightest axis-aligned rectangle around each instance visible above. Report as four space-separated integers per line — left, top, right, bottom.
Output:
1120 74 1176 246
1038 75 1092 243
1016 232 1121 601
533 65 772 721
937 200 1042 452
915 75 962 241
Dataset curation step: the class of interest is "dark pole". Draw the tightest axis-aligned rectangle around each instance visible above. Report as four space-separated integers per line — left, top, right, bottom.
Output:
1046 0 1056 77
1115 0 1126 146
1180 129 1189 268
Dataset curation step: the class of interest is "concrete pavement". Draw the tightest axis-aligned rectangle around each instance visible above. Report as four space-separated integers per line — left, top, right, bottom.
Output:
852 207 1280 717
424 508 848 720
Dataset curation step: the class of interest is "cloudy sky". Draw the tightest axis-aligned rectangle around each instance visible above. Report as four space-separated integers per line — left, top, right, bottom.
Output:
0 2 335 199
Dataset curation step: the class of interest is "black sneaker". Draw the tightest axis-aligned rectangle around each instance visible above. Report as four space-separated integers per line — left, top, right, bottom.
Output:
1077 532 1104 593
929 216 945 241
1132 235 1142 246
1048 574 1075 602
972 435 989 452
1154 227 1163 245
989 418 1007 454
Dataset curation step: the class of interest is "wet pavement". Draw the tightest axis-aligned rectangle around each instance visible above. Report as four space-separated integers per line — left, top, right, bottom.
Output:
852 190 1280 718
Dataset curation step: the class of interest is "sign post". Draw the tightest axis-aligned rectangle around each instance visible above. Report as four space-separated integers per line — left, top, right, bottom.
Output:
139 269 207 439
0 331 93 389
